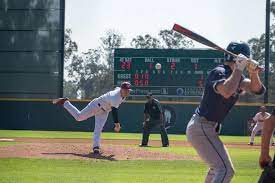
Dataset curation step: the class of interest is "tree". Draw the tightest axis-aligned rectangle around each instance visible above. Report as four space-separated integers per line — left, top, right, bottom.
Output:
131 30 193 49
65 30 123 98
100 30 124 68
246 9 275 102
99 30 124 92
67 49 106 98
63 28 79 97
247 30 275 69
64 28 78 62
63 81 78 98
131 34 161 49
159 29 194 49
64 28 195 98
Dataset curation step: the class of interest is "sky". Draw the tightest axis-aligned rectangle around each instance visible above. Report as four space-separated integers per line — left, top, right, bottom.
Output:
65 0 268 53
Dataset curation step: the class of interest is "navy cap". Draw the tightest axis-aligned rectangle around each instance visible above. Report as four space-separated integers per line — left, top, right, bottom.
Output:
146 92 153 97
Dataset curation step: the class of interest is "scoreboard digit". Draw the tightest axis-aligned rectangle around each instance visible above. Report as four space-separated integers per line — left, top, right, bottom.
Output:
114 49 224 96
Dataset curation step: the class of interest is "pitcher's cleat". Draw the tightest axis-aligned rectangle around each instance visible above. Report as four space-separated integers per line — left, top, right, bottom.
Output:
248 142 254 146
52 98 68 105
93 146 100 154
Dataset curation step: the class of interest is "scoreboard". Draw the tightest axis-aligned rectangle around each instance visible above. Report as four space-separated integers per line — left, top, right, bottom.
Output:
114 49 224 97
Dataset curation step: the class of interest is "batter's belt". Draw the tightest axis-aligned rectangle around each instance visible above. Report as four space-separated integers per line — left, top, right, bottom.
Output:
193 114 221 133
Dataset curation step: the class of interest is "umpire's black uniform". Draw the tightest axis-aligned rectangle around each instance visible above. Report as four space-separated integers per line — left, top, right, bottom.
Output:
140 94 169 147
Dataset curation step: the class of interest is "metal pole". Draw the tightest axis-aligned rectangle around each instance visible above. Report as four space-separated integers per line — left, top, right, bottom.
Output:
264 0 271 103
59 0 65 97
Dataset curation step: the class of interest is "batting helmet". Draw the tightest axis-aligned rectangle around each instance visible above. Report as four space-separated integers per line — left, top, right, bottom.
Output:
224 41 250 62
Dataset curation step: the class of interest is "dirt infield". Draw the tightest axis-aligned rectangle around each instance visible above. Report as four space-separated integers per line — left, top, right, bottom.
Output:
0 138 272 161
0 138 196 161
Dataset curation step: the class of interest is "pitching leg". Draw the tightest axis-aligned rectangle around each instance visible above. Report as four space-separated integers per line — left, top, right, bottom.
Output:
249 123 262 144
93 112 109 149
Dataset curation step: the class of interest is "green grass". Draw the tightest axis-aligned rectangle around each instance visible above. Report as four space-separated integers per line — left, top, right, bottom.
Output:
0 148 262 183
0 141 18 146
0 157 261 183
135 145 264 182
0 159 205 183
0 130 262 144
0 130 265 183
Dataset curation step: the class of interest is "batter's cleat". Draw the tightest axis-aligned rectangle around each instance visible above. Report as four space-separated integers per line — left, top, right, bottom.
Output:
52 98 68 105
93 146 100 154
162 144 169 147
272 143 275 146
248 142 254 146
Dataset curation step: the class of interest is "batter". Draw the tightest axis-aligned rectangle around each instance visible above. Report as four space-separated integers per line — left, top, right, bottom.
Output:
186 41 265 183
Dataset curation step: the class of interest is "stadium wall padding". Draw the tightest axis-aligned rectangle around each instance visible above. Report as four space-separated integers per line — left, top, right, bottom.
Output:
0 100 271 136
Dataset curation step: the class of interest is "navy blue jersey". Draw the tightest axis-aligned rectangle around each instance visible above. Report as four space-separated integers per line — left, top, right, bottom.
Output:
196 65 245 123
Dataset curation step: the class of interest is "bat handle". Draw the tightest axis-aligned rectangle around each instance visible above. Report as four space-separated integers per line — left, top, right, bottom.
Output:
272 153 275 168
247 59 260 70
229 51 262 71
225 50 260 70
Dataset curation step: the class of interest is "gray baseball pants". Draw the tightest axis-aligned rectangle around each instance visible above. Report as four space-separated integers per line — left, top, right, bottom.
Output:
186 114 235 183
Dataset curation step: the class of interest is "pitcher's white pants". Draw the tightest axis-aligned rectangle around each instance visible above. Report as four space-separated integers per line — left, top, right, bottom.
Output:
64 100 109 148
250 122 274 144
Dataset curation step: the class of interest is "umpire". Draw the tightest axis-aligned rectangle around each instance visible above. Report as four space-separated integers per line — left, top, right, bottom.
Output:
140 93 169 147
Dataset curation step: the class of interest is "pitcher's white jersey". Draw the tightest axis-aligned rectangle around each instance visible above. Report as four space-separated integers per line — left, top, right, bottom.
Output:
94 87 125 112
250 112 273 144
63 87 125 148
253 112 270 124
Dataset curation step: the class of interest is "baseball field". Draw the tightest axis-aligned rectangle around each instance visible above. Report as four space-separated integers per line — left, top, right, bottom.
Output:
0 130 269 183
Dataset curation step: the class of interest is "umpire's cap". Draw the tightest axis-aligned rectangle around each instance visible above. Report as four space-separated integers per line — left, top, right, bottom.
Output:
224 41 250 62
146 92 153 99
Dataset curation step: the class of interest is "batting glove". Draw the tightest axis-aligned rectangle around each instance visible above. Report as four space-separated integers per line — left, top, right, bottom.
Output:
235 54 248 71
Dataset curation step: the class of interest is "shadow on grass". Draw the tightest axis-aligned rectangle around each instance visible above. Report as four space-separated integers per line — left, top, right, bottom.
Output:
42 152 117 161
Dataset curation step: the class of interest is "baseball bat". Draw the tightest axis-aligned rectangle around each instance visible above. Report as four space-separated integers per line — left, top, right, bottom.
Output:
172 23 260 69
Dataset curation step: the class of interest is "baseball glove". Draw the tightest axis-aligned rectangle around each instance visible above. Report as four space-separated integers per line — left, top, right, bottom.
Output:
114 123 121 132
258 155 275 183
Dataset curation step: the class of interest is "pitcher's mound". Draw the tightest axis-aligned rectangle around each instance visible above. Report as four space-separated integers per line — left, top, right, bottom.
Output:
0 142 198 161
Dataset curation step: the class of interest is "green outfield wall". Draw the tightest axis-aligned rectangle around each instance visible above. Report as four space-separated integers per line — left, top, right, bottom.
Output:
0 99 273 136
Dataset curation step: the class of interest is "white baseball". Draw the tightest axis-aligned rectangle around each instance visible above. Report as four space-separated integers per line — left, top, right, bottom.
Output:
155 63 161 70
